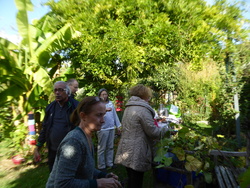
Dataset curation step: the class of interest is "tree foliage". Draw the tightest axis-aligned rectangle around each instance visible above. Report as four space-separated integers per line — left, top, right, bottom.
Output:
45 0 248 90
0 0 76 144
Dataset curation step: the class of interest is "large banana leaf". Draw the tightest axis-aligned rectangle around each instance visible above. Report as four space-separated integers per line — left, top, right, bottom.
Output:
14 0 70 96
35 23 73 57
1 0 76 109
0 37 18 50
14 0 33 11
15 0 34 56
0 84 27 105
0 37 20 70
27 23 75 95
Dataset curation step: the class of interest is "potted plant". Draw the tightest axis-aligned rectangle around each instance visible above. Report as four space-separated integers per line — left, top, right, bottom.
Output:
154 123 220 186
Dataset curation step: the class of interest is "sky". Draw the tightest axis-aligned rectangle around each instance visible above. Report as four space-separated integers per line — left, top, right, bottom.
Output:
0 0 249 44
0 0 50 43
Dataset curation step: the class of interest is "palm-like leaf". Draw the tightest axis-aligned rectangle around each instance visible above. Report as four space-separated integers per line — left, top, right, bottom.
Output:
0 0 75 112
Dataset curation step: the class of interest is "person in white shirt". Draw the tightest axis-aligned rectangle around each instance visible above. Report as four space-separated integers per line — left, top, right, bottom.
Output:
97 88 121 171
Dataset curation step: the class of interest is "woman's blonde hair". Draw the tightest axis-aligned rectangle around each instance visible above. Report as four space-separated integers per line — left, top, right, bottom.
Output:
129 84 152 101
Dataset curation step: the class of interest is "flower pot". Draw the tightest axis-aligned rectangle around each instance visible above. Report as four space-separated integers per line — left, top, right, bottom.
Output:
12 155 25 165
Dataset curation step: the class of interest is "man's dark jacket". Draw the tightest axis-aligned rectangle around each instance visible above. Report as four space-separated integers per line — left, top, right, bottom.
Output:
36 97 79 149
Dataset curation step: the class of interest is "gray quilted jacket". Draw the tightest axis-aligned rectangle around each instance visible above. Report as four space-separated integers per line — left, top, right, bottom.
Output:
115 96 168 172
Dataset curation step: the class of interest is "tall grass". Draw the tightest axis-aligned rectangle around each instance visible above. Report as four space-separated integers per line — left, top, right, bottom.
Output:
177 61 222 121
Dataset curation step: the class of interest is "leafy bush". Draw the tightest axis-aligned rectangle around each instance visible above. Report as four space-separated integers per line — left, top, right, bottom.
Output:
0 105 14 140
177 62 221 122
9 122 30 156
209 73 238 138
154 125 220 183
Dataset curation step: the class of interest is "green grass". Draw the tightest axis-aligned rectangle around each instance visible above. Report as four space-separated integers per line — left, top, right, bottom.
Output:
0 140 50 188
0 164 49 188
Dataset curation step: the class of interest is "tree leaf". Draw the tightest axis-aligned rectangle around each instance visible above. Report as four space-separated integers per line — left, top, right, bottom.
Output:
185 155 202 171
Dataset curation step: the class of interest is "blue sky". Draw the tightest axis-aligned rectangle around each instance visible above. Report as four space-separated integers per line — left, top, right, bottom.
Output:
0 0 50 43
0 0 249 44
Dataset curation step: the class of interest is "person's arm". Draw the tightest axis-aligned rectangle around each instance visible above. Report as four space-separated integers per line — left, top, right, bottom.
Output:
139 109 168 139
93 169 119 180
110 103 122 135
34 106 51 162
36 121 47 148
36 103 53 148
93 169 107 179
111 103 121 128
34 121 47 162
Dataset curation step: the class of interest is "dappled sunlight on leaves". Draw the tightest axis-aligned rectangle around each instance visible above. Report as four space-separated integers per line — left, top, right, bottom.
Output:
185 155 202 171
172 147 185 161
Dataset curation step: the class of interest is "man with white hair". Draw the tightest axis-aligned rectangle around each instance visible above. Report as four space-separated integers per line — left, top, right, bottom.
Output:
34 81 79 171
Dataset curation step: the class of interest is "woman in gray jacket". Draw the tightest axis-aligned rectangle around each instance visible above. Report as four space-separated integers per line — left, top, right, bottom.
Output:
115 84 168 188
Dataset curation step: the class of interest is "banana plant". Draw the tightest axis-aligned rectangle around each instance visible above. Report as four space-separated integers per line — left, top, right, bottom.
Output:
0 0 75 142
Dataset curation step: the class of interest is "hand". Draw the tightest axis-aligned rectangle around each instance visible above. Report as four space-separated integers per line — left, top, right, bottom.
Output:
33 147 41 162
106 107 112 111
116 127 122 135
106 172 119 180
97 178 122 188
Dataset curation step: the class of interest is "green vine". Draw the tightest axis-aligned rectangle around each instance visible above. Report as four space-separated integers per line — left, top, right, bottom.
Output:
154 125 221 183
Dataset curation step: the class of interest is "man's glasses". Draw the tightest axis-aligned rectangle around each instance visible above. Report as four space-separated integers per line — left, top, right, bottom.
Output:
53 88 66 93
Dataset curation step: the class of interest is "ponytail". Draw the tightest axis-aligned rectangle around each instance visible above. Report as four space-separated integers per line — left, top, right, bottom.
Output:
70 108 80 126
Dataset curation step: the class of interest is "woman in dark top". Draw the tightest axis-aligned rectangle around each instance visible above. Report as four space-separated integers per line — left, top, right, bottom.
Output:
46 96 122 188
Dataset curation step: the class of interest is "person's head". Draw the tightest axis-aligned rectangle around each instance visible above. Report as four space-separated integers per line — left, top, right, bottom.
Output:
98 88 109 102
71 96 106 132
67 78 79 95
129 84 152 102
53 81 71 104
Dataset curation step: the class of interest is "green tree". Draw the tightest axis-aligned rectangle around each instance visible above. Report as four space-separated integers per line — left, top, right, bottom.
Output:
45 0 249 95
0 0 76 152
